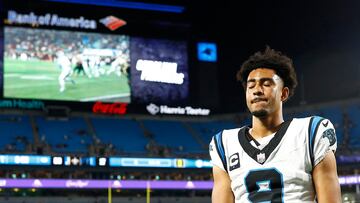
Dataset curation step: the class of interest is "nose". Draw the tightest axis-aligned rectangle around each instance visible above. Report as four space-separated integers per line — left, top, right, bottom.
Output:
252 84 264 96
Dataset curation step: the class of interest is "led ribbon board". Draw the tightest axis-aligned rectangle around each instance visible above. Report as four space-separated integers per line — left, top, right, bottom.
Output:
0 179 213 189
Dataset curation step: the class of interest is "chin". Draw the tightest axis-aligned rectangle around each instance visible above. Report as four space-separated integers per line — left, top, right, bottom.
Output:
251 109 268 118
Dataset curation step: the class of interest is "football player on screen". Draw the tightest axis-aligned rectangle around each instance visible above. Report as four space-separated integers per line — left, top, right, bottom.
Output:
56 51 75 92
72 53 88 77
107 52 129 77
209 46 341 203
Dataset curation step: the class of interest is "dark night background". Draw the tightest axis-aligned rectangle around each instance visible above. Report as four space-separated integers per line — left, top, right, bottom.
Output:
185 0 360 113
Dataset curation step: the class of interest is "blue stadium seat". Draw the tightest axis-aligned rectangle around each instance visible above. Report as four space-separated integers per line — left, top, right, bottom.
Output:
35 116 91 153
91 118 148 153
142 120 203 153
346 105 360 148
0 114 33 152
189 120 238 144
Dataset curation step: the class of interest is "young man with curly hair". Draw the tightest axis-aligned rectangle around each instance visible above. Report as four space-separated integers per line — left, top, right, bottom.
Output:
209 47 341 202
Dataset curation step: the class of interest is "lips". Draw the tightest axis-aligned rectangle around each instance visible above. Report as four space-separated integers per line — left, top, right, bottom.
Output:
251 98 267 104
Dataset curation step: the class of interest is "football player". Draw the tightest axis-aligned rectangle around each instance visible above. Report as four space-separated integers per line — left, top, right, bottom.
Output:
209 46 341 203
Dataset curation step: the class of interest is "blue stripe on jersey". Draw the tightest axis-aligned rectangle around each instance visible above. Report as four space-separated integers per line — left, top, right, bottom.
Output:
214 131 227 171
309 116 324 167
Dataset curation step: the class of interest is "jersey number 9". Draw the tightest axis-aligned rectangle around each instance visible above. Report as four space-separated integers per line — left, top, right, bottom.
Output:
245 168 284 202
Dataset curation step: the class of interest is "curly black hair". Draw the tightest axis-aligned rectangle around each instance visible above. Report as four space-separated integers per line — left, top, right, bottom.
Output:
236 46 298 99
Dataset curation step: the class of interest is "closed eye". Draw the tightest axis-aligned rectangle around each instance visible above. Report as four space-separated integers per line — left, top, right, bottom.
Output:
263 82 271 87
247 82 255 89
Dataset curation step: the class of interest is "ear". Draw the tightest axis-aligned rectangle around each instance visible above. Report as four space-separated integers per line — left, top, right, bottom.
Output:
281 87 290 102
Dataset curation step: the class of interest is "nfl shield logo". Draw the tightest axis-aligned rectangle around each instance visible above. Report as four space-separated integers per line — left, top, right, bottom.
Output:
257 152 265 164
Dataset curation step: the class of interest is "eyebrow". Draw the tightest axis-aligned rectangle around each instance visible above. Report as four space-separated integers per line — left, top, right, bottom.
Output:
247 77 275 83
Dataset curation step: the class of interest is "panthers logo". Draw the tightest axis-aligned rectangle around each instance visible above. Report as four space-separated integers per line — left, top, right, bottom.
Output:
322 129 336 146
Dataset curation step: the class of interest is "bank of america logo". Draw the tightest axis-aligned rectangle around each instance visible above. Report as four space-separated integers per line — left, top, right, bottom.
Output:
100 16 126 31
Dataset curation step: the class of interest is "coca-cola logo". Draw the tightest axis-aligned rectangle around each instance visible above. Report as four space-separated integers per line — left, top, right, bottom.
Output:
92 102 128 115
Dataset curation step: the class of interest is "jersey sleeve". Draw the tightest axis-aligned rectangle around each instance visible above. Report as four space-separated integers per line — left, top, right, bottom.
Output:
311 117 337 166
209 132 226 172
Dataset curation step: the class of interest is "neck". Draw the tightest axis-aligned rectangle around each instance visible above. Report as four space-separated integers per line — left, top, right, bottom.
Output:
251 111 284 139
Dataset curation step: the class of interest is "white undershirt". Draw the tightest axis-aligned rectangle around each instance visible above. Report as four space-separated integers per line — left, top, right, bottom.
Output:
249 129 276 150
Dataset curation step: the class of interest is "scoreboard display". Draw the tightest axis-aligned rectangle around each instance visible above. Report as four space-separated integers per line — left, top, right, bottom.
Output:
0 154 212 169
0 0 214 116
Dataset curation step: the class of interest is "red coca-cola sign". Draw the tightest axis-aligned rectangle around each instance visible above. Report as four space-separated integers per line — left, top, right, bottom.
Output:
92 102 128 115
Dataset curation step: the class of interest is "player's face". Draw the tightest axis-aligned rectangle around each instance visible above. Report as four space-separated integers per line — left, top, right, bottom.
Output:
245 68 287 118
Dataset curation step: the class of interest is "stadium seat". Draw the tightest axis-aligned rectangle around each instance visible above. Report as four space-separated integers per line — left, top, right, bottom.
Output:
0 114 33 152
35 116 91 153
142 120 204 154
91 117 148 154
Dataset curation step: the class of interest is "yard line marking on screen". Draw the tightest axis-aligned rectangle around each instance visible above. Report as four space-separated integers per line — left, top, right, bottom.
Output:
4 73 21 77
80 93 130 101
5 74 55 80
20 75 54 80
5 83 58 89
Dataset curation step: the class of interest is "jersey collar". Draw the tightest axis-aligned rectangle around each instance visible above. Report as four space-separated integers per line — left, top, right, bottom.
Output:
238 120 292 164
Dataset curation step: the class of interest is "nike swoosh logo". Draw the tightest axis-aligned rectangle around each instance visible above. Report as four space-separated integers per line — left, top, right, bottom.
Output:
322 120 329 127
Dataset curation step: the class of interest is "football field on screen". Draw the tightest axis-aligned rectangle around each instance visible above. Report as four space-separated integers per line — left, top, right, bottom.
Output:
4 58 131 102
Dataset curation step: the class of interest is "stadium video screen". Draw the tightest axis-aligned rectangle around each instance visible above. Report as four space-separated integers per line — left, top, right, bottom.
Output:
130 37 189 104
3 26 189 105
4 27 131 103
